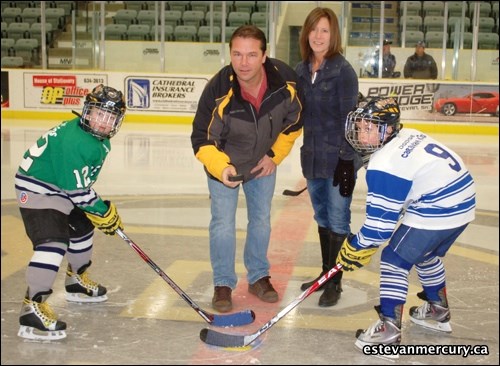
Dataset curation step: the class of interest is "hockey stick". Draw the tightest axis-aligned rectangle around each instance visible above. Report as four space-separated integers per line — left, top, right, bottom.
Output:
116 229 255 327
199 263 342 347
282 186 307 196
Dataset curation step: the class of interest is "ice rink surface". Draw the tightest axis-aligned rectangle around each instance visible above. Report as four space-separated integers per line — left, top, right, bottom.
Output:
1 118 498 365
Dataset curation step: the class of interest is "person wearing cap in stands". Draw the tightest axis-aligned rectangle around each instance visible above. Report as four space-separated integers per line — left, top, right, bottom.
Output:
371 39 400 78
403 41 438 79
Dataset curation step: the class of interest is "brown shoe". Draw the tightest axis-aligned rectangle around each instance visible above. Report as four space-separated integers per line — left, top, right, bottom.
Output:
248 276 278 303
212 286 232 313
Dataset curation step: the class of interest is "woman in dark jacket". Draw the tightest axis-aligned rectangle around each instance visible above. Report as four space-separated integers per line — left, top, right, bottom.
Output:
295 7 360 307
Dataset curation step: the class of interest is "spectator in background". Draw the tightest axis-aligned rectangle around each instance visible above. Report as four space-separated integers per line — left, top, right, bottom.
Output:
371 39 400 78
403 41 438 80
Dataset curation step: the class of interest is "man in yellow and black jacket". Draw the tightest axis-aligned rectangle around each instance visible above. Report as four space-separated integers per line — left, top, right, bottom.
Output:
191 25 303 313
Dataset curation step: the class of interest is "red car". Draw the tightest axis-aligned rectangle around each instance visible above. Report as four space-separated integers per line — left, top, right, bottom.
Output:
434 91 499 116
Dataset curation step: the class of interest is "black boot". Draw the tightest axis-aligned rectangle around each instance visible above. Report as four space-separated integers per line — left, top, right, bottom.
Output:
300 226 330 291
318 231 346 307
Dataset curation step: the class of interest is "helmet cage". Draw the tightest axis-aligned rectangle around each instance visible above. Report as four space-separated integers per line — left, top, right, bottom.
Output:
345 97 401 155
81 102 124 139
345 110 391 154
80 85 125 139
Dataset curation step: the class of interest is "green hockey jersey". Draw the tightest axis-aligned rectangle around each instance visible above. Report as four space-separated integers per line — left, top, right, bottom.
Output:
15 118 111 216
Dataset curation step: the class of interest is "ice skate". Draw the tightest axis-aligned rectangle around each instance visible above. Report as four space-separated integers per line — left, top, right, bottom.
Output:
355 305 402 360
409 289 452 333
65 261 108 303
18 289 67 341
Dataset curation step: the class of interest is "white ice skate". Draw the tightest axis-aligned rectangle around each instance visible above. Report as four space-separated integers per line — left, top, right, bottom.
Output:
65 261 108 303
409 301 452 332
355 305 402 360
409 289 452 333
18 290 67 341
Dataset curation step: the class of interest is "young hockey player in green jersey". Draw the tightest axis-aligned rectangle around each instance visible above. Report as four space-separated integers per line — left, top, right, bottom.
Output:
14 84 126 341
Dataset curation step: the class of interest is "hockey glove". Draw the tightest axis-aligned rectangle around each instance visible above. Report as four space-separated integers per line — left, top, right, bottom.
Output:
333 158 355 197
85 200 123 235
336 238 378 271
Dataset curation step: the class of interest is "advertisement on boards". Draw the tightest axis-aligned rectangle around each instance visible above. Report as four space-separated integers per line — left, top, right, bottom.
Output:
361 81 499 123
125 76 209 113
23 73 108 109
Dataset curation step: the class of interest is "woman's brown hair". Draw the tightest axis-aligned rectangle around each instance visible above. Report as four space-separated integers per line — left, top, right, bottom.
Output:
299 7 343 61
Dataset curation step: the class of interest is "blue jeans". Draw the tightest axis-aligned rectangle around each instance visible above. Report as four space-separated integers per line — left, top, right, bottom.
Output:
306 178 352 235
207 171 276 289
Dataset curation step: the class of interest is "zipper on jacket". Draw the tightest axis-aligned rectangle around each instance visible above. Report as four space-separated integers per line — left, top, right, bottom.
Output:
261 84 286 106
248 103 258 134
253 84 287 137
261 85 286 138
268 113 273 138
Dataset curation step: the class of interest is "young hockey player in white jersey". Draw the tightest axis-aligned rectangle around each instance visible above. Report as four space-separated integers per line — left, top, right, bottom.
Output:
336 97 476 354
14 84 126 341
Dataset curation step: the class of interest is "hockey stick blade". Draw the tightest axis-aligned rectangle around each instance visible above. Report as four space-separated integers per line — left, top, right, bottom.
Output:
116 229 255 327
199 263 342 347
282 186 307 196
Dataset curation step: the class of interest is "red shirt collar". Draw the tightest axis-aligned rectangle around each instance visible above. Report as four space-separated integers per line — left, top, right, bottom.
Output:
240 66 267 113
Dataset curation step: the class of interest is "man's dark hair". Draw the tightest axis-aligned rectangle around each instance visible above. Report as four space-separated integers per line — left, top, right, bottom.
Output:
229 25 267 53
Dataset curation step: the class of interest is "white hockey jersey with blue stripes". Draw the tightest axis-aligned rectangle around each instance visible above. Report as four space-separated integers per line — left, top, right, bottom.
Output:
353 128 476 249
